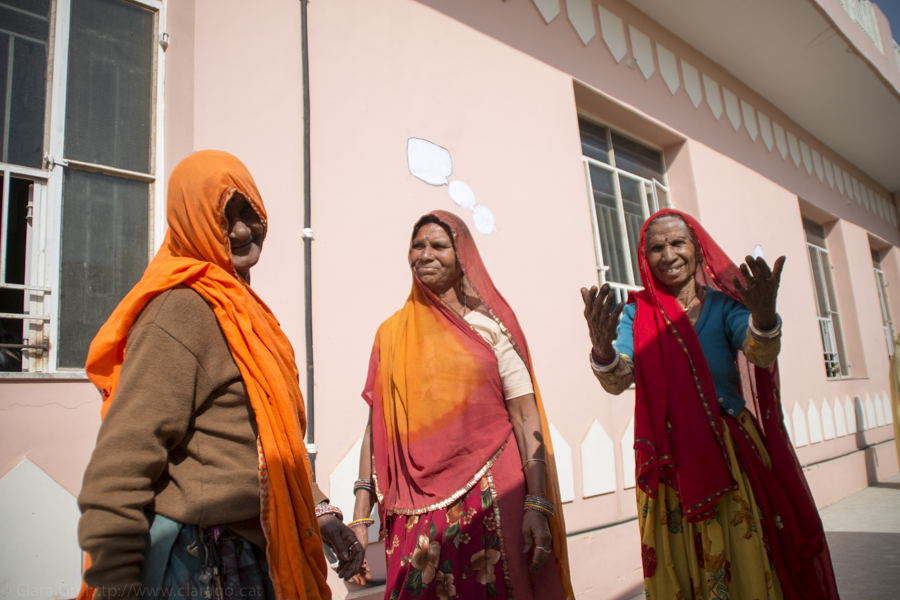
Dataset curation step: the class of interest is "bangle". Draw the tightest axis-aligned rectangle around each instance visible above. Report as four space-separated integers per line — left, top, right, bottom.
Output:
523 458 546 469
354 479 377 495
590 349 620 373
347 518 374 528
749 313 782 338
524 493 555 518
315 503 344 522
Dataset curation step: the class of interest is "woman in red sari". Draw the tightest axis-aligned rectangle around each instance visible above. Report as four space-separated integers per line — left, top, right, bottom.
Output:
349 210 574 600
583 209 838 600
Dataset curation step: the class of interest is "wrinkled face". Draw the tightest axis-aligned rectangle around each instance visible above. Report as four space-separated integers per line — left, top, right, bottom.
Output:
225 193 264 278
409 222 461 293
644 216 697 289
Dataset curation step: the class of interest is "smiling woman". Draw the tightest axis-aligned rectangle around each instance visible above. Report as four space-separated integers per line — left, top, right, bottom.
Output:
581 209 838 600
348 211 574 600
225 193 265 282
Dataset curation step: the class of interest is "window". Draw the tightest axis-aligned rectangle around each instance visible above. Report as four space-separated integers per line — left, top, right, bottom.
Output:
0 0 164 374
804 219 848 379
580 118 669 303
871 248 895 360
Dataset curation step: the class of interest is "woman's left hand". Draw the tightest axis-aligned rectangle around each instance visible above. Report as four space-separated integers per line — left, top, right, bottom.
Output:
732 255 786 330
522 509 553 573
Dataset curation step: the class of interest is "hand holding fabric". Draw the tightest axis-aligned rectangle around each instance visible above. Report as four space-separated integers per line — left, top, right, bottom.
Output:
581 284 625 360
732 256 785 331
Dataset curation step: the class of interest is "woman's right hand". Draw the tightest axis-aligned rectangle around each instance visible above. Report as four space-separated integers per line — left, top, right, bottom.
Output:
581 284 625 361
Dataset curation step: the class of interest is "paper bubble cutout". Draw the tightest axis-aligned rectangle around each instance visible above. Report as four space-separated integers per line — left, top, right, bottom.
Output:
449 181 476 209
753 244 765 261
472 205 497 234
407 138 452 186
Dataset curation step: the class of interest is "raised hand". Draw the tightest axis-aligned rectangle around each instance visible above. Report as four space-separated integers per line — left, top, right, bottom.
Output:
581 284 625 361
732 256 786 331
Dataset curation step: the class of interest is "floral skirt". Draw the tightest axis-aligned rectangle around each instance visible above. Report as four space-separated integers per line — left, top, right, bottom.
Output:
381 437 566 600
637 411 784 600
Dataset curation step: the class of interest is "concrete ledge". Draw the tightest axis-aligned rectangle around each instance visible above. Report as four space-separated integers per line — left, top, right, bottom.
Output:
804 439 899 509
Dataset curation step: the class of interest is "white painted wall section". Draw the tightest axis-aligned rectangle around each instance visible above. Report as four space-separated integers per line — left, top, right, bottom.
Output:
549 423 575 503
807 400 823 444
596 6 626 62
773 122 788 159
821 398 835 440
0 459 82 597
740 100 757 141
834 397 847 437
847 396 858 434
702 74 722 120
758 112 773 151
628 26 654 80
656 43 679 95
791 402 809 447
722 88 740 132
787 132 801 168
681 59 702 108
532 0 561 24
567 0 595 45
580 420 616 498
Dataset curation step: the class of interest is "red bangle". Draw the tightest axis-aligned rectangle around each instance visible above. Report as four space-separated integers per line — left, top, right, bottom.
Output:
591 349 615 365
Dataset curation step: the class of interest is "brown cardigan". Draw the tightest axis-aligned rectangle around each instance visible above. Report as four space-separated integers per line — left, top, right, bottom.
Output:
78 286 327 593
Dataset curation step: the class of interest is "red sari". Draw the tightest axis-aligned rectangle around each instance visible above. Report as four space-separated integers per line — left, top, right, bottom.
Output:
630 209 838 599
363 211 573 600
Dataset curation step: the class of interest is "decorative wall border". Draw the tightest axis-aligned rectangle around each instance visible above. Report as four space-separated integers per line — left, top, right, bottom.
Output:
530 0 899 228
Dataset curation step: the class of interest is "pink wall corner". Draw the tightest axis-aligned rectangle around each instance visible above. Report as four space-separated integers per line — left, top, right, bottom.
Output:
189 0 308 359
0 381 102 496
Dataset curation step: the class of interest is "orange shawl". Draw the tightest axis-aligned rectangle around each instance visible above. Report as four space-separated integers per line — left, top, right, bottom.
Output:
78 151 330 600
364 210 574 598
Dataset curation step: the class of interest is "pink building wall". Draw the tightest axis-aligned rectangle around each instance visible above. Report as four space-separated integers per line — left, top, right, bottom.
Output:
1 0 897 598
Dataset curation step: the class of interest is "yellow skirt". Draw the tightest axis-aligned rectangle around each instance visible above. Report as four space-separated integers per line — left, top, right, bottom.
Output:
637 411 783 600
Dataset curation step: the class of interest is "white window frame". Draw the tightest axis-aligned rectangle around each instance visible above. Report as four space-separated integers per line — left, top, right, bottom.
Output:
580 117 670 304
872 252 895 360
805 237 848 379
0 0 166 377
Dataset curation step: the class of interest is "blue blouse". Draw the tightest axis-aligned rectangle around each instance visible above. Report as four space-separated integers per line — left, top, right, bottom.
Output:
615 288 751 416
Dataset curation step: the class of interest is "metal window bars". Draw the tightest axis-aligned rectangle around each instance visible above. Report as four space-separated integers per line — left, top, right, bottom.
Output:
874 266 895 360
0 163 50 372
584 155 670 305
818 316 843 379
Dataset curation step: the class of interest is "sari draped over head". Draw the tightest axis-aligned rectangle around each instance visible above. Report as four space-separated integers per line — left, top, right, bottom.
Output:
630 208 838 599
78 150 330 600
363 210 573 599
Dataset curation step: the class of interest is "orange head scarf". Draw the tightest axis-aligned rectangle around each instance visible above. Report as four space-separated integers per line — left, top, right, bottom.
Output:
79 150 330 600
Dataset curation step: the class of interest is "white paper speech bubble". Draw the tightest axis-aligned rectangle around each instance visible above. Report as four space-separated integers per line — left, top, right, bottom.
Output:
472 205 497 234
407 138 452 186
449 180 476 209
753 244 765 260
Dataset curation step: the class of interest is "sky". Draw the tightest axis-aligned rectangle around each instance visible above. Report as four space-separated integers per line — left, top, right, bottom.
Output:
875 0 900 38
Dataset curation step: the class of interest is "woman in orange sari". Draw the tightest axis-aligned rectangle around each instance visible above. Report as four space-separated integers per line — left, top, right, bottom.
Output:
77 151 361 600
348 210 574 600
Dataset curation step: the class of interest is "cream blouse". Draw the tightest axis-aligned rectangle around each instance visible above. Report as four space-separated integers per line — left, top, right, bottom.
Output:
464 309 535 400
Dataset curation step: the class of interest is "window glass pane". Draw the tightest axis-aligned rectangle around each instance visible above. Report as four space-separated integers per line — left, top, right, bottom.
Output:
64 0 154 173
59 170 149 369
654 181 667 212
579 119 610 164
589 164 627 284
802 218 827 248
620 175 644 286
820 250 840 313
830 312 849 376
0 0 51 168
0 177 31 371
807 246 829 318
871 248 882 269
610 131 664 181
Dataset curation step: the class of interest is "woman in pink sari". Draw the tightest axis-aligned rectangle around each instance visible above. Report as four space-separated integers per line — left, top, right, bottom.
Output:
349 210 573 600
